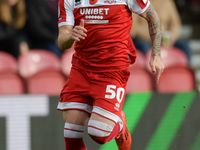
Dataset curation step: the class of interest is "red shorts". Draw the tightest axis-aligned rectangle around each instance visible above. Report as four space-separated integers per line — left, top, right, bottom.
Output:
57 66 130 123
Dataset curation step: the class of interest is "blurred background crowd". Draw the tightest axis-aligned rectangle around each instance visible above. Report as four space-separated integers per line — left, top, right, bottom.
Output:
0 0 62 58
0 0 200 95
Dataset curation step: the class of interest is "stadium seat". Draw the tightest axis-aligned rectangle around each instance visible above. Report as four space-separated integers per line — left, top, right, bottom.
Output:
0 51 25 94
145 47 196 93
61 48 75 77
126 68 154 94
18 49 61 79
156 67 195 93
0 51 17 73
130 50 146 70
0 73 25 94
27 71 66 95
18 49 67 95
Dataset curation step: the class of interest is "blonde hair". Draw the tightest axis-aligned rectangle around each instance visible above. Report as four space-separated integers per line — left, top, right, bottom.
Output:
0 0 27 29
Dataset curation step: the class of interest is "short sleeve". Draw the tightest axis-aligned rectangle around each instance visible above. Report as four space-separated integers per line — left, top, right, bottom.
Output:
127 0 150 14
58 0 75 27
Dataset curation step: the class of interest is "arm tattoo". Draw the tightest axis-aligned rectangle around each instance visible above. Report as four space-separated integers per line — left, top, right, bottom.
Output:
146 4 162 57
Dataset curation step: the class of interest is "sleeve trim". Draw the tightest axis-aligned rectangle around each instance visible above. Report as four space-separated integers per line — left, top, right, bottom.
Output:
58 22 74 28
136 1 150 14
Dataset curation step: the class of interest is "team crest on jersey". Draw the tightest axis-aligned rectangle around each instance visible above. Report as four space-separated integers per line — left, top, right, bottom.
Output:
90 0 98 5
104 0 116 4
75 0 81 6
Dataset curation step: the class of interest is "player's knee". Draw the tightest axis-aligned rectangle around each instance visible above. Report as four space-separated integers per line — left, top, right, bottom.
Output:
63 110 89 126
87 120 114 144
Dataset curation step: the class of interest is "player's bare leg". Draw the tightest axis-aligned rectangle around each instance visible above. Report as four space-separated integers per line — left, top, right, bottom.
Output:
63 110 89 125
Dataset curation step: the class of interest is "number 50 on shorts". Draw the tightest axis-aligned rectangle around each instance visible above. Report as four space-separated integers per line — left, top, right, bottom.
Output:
105 85 125 104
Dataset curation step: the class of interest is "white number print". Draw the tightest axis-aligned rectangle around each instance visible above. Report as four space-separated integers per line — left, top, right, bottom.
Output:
105 85 125 103
116 87 125 103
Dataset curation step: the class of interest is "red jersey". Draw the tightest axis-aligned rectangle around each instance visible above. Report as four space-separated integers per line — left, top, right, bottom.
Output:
58 0 150 72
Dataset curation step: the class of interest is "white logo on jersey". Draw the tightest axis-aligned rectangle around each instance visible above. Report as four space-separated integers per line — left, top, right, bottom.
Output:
80 8 109 15
80 8 109 21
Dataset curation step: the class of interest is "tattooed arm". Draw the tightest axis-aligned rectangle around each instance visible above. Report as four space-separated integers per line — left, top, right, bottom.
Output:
139 4 165 83
140 4 162 56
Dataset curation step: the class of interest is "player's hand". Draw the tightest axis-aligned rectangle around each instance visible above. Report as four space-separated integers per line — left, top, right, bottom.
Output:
71 19 87 42
149 55 165 84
